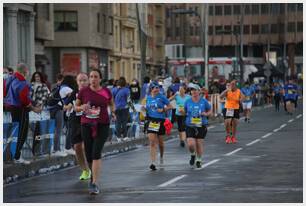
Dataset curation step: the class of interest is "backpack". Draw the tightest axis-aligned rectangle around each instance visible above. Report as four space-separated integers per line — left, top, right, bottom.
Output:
46 85 63 109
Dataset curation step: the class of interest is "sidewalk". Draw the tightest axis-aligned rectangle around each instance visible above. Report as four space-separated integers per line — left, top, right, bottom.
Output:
3 104 271 184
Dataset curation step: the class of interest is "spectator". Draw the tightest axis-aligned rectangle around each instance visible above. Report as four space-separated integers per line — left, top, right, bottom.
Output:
30 71 50 107
7 67 14 75
112 77 131 141
4 63 42 164
130 78 141 103
43 73 52 91
49 73 66 156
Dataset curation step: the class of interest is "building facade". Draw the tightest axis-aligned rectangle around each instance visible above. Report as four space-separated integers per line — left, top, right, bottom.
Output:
45 3 113 81
165 3 303 81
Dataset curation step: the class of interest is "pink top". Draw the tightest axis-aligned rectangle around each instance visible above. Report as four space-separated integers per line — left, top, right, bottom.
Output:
77 86 112 124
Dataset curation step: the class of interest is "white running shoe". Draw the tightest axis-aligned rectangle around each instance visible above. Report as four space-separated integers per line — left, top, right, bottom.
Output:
53 151 68 157
14 157 30 165
65 149 75 155
123 137 131 141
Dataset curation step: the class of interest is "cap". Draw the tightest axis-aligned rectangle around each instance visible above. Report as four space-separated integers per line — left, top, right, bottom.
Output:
188 83 201 90
149 81 160 89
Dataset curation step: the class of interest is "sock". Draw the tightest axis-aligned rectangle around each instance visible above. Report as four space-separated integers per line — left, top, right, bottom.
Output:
191 151 196 156
196 155 202 162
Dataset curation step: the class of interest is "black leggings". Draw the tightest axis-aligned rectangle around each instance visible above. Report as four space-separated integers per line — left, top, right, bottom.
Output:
81 123 109 163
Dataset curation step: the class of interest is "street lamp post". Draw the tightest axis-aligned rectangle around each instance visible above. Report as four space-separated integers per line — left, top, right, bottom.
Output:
171 7 208 89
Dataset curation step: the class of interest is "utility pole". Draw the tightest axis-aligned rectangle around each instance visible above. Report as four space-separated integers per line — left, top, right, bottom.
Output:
283 4 287 81
239 4 244 85
136 4 147 85
202 4 209 89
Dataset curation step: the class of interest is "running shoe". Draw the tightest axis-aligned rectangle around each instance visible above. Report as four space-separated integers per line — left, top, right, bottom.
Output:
88 182 100 195
247 118 250 123
189 155 196 166
180 140 185 148
225 136 232 144
80 170 91 180
195 161 202 169
244 118 247 122
231 136 238 143
149 164 157 171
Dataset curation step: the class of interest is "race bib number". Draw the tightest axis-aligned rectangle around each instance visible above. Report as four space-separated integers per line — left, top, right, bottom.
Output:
226 109 234 117
191 117 202 127
148 121 160 132
245 96 250 101
288 89 294 94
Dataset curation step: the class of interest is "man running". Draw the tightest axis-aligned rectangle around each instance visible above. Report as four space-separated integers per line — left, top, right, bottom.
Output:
220 80 245 144
182 83 211 169
241 82 255 123
272 82 282 112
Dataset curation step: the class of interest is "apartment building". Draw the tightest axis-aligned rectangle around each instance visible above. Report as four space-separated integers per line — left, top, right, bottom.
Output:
165 3 303 80
45 3 113 81
109 3 165 82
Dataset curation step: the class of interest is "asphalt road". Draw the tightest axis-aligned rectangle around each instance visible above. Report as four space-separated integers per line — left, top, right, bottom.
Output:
3 102 303 203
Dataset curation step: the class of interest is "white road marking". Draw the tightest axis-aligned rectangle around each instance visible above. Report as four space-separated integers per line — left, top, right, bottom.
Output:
261 133 273 139
158 175 187 187
246 139 261 146
273 128 280 132
224 148 243 156
288 119 294 123
280 124 287 128
207 125 215 130
198 159 221 170
296 114 302 119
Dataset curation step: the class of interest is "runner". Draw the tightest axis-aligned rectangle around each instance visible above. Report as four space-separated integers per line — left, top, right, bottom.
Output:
144 81 172 171
64 73 91 181
283 79 298 115
220 80 245 144
182 83 211 169
169 83 190 147
272 82 282 112
241 82 255 123
75 69 115 195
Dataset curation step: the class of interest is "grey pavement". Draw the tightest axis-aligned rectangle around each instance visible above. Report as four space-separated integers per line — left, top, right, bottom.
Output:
3 102 303 203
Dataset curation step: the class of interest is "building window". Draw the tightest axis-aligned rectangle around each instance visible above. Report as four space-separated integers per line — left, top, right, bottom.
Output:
280 4 285 14
243 25 250 34
215 5 223 15
271 4 280 14
224 5 232 15
287 22 296 32
176 27 180 37
279 23 285 33
54 11 78 31
261 24 269 34
209 5 214 16
17 11 30 64
97 13 100 32
190 26 194 36
297 3 303 12
103 14 107 34
109 16 113 35
252 24 259 34
271 24 278 33
215 25 223 34
233 25 240 34
261 4 269 14
233 5 241 15
245 5 251 15
252 4 259 14
195 26 199 36
208 25 213 35
287 3 296 12
224 25 232 33
297 22 303 32
166 27 171 37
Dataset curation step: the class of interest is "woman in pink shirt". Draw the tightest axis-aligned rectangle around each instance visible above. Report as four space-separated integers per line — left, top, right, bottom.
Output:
75 69 116 195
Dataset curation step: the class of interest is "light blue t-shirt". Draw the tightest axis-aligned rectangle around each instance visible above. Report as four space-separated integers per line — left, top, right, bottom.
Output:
174 93 191 116
241 87 255 102
146 93 170 119
184 98 211 127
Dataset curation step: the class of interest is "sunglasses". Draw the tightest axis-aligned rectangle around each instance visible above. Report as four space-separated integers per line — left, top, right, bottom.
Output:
152 86 160 89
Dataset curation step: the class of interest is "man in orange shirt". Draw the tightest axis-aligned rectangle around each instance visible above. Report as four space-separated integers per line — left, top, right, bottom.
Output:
220 80 245 144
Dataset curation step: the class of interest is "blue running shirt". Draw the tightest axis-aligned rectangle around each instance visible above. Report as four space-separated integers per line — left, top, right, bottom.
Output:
175 93 191 116
284 84 298 100
184 98 211 127
146 94 170 119
241 87 255 103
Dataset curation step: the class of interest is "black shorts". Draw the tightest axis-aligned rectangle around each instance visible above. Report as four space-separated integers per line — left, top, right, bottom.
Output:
176 115 186 132
68 115 82 145
186 125 207 139
223 108 240 119
146 117 166 136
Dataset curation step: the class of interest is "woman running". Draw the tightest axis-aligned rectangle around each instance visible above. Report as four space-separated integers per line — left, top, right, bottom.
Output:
75 69 115 195
169 84 190 147
145 81 172 171
183 83 211 169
